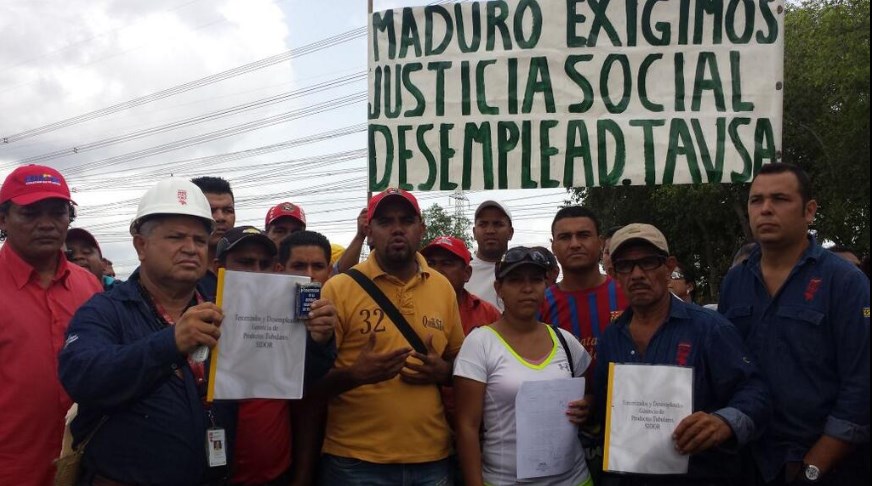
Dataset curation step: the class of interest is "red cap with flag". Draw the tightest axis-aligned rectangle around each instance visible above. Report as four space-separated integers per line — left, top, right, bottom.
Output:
367 188 421 223
265 202 307 229
0 164 74 205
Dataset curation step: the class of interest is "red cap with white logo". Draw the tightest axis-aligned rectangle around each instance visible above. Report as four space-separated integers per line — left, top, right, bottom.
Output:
367 188 421 223
265 202 306 229
0 164 74 205
421 236 471 265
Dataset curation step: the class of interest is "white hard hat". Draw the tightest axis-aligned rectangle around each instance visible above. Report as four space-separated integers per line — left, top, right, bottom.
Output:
129 177 215 235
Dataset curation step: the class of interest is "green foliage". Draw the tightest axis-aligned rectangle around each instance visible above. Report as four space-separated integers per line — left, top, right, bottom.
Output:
783 0 870 251
420 203 472 248
573 184 749 303
574 0 870 302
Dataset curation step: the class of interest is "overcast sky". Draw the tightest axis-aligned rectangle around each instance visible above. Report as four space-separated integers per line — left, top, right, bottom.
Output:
0 0 570 278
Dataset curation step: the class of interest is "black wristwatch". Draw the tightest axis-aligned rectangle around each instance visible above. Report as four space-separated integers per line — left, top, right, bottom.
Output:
801 463 821 483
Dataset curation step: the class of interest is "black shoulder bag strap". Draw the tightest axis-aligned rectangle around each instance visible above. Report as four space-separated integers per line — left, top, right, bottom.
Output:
551 324 575 377
345 269 427 354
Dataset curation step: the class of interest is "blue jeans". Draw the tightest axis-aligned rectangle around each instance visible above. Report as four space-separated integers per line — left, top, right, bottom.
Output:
318 454 451 486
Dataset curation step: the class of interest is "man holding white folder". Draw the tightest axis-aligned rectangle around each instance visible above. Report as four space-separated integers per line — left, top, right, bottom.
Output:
594 223 770 486
59 178 237 485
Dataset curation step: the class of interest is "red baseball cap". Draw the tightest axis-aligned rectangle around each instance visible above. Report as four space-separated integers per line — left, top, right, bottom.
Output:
421 236 471 265
265 202 306 229
367 188 421 223
0 164 74 206
66 228 102 255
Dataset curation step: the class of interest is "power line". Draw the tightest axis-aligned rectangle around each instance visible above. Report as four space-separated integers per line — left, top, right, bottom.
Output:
59 93 366 177
68 124 365 187
17 72 365 164
0 26 366 144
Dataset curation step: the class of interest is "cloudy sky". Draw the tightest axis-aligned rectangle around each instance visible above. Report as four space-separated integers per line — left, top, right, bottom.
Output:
0 0 570 278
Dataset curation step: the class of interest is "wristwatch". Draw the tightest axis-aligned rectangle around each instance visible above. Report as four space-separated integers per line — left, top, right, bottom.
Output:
802 463 821 483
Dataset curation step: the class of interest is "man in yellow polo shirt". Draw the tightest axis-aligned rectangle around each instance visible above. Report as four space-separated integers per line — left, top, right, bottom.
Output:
317 188 464 485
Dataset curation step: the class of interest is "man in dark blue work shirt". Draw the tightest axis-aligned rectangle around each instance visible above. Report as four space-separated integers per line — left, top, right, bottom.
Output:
719 163 870 486
595 223 771 486
59 178 237 485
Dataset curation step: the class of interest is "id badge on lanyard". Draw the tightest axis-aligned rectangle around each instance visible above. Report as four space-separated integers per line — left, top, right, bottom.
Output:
206 409 227 467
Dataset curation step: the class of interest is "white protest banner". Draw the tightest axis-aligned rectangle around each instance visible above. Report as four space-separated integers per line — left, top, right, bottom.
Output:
368 0 784 190
207 269 309 400
515 377 585 480
603 363 694 475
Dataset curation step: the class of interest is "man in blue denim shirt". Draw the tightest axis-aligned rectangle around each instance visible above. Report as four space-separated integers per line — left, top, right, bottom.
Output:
60 178 237 485
719 163 870 486
596 223 771 486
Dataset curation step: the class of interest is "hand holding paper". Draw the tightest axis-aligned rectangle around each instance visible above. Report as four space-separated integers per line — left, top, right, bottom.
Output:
175 302 223 354
351 333 412 386
673 412 733 455
566 396 592 425
304 298 336 344
400 334 451 386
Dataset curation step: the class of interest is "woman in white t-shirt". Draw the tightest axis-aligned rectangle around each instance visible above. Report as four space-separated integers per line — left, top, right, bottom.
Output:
454 247 593 486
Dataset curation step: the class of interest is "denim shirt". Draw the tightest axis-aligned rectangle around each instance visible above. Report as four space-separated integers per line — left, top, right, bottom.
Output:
595 296 771 479
59 269 238 485
718 237 870 482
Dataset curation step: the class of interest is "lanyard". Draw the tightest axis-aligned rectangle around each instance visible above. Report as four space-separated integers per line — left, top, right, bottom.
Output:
138 283 207 394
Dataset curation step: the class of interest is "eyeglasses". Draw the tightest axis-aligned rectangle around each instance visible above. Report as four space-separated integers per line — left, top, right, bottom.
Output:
670 271 685 280
613 255 667 274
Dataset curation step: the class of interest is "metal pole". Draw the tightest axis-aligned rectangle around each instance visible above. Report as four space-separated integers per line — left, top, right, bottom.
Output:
366 0 373 202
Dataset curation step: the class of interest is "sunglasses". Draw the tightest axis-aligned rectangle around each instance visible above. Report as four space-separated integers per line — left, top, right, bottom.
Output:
670 271 685 280
613 255 667 274
501 246 550 266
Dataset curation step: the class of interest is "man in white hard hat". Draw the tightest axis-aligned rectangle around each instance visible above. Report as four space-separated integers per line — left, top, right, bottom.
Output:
0 164 103 485
59 177 237 485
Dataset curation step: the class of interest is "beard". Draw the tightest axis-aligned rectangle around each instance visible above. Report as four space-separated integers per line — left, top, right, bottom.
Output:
378 242 415 267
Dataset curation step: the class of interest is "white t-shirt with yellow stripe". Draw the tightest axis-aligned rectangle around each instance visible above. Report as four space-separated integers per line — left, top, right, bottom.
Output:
454 325 593 486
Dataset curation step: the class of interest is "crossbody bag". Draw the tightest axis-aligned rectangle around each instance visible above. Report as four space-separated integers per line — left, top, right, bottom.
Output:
345 269 428 354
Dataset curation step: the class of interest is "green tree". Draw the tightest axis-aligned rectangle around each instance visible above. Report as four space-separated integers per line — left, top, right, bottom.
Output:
782 0 870 251
420 203 472 248
574 0 870 302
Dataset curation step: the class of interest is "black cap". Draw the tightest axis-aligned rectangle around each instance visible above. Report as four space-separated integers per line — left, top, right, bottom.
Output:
495 246 551 279
216 226 276 260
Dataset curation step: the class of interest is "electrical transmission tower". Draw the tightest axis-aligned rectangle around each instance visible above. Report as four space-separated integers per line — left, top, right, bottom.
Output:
449 189 468 222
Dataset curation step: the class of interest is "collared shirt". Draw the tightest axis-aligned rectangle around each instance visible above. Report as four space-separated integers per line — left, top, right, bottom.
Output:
458 290 501 335
0 244 102 486
58 269 238 485
718 237 870 482
321 252 465 464
595 296 771 480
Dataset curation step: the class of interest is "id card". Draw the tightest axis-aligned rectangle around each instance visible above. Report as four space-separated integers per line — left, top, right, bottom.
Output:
206 428 227 467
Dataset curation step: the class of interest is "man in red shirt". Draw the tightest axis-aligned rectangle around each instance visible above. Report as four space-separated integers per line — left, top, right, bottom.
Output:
422 235 501 335
0 164 103 486
220 227 337 486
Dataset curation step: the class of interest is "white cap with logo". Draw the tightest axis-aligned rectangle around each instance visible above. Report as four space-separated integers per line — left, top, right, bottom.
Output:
129 177 215 235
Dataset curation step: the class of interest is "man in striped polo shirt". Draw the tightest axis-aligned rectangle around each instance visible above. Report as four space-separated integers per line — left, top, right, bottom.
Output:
539 206 629 481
